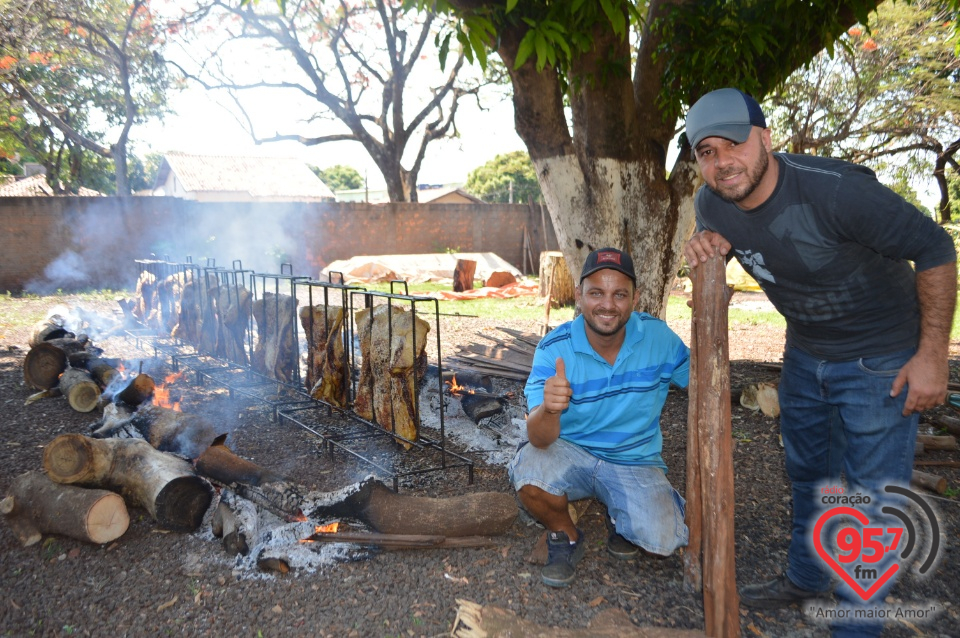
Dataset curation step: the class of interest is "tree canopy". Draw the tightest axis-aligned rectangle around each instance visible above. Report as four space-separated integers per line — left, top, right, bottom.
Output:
767 0 960 222
313 164 364 192
464 150 542 203
414 0 894 315
0 0 173 195
173 0 484 202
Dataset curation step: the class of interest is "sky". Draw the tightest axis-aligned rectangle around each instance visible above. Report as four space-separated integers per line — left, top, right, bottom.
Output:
132 60 527 192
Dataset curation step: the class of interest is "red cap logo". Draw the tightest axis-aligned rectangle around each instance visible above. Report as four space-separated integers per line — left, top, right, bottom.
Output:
596 251 621 265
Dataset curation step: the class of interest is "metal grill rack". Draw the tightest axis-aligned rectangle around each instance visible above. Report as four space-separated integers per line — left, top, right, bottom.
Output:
126 259 474 490
278 280 474 490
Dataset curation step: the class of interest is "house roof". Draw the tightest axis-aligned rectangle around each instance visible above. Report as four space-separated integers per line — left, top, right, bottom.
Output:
417 186 485 204
0 174 54 196
154 152 335 200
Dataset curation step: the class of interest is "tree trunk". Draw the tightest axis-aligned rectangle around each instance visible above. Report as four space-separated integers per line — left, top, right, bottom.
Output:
59 367 101 413
306 478 517 537
453 259 477 292
538 251 575 307
43 434 214 532
1 471 129 547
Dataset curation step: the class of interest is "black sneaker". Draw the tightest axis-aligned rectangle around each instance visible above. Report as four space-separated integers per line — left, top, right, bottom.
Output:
740 574 831 609
605 514 640 560
541 529 586 588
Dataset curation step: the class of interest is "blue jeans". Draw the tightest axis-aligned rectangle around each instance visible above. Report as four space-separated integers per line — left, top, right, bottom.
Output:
779 346 918 637
508 438 688 555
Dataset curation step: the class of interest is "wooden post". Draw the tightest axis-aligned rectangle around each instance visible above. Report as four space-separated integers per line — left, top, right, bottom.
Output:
690 253 739 637
683 291 702 591
453 259 477 292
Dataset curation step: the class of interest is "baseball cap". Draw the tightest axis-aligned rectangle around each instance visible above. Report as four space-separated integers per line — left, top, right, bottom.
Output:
685 88 766 149
580 248 636 284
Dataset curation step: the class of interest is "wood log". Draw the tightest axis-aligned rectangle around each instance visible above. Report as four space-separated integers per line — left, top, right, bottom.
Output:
303 531 497 549
451 599 706 638
916 434 957 451
689 254 739 637
212 489 259 556
195 435 286 486
538 251 575 307
59 367 101 413
91 402 223 460
911 470 947 494
914 460 960 468
29 315 74 346
111 373 156 407
484 271 517 288
68 352 121 388
930 414 960 437
683 306 702 592
1 471 129 546
453 259 477 292
43 434 214 531
23 342 67 390
306 478 517 537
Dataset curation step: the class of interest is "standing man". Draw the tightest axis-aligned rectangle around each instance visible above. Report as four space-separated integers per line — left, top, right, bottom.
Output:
510 247 690 588
683 88 956 636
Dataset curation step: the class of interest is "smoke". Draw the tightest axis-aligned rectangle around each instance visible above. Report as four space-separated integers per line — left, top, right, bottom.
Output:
24 198 318 295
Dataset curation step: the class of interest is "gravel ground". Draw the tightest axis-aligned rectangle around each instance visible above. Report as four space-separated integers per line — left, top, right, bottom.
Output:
1 292 959 638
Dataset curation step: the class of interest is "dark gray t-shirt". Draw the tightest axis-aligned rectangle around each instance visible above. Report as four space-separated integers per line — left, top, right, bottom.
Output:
695 153 956 360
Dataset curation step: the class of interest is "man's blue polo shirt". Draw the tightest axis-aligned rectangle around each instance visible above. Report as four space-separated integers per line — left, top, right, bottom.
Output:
524 312 689 469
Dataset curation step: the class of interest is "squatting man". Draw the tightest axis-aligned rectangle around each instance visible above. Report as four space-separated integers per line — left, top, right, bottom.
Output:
509 247 690 587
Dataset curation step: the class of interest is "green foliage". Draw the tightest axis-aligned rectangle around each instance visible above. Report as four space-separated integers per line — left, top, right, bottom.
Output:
0 0 173 194
313 164 364 191
766 0 959 221
464 151 542 203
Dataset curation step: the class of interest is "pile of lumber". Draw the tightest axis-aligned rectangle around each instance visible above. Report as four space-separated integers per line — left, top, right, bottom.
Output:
447 327 538 382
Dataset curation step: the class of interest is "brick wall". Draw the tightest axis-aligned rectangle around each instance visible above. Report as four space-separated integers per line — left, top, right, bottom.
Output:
0 197 557 293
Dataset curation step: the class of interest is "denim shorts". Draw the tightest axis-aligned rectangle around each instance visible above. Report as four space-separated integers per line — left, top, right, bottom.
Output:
508 437 689 555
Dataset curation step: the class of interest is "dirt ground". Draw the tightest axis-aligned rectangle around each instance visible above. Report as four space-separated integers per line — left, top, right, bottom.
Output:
1 291 959 638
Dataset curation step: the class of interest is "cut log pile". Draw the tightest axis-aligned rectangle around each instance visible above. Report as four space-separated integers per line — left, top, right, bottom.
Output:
354 304 431 448
10 350 519 564
23 318 121 414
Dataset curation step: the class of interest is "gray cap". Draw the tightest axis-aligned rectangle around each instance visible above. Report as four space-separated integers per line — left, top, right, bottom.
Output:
685 88 766 149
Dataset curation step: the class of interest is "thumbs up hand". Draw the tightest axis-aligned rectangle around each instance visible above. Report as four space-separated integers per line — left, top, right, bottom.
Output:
542 357 572 415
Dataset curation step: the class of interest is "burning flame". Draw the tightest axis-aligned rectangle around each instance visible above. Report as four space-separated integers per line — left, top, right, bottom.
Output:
153 371 186 411
445 373 474 396
299 521 340 543
315 521 340 534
